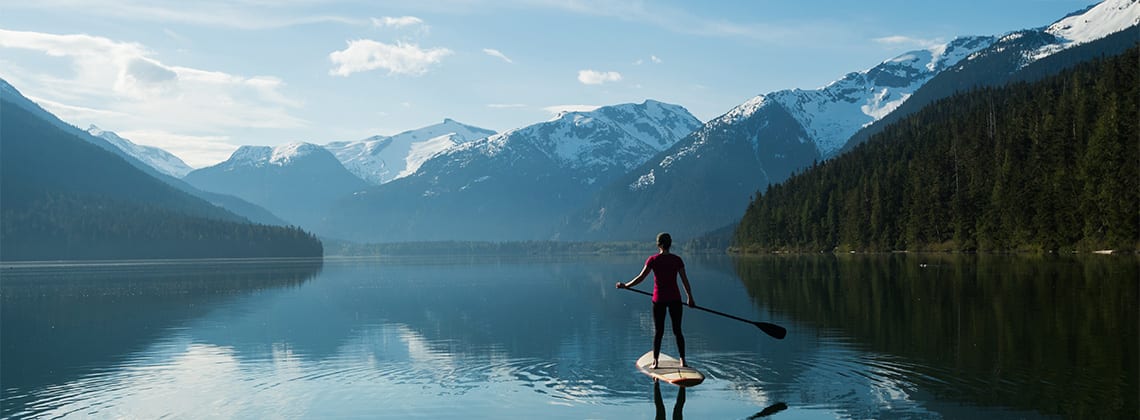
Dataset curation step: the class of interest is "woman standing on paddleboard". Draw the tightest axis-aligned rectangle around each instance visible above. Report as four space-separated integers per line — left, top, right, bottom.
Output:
617 232 695 368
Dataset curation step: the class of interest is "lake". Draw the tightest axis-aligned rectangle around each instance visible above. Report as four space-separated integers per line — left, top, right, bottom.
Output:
1 254 1135 419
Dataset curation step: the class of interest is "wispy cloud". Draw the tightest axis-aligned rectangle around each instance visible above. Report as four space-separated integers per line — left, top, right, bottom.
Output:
482 48 513 64
329 40 452 76
577 69 622 85
116 130 238 168
0 29 307 165
635 55 663 65
873 35 944 49
3 0 365 29
371 16 425 28
487 103 526 108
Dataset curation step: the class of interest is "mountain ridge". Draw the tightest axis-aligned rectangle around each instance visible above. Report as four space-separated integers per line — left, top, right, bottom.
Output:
323 100 703 242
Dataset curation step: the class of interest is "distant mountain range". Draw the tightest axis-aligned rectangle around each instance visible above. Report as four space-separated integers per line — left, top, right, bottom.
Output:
5 0 1134 249
325 119 496 185
184 142 369 231
323 100 703 242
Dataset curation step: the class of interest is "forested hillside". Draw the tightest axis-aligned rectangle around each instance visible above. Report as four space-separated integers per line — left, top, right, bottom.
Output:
735 47 1138 253
1 99 324 261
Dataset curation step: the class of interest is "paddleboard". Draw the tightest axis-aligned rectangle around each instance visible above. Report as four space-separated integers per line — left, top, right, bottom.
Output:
636 351 704 387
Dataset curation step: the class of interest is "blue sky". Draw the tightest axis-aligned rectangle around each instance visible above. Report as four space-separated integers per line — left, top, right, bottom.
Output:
0 0 1098 167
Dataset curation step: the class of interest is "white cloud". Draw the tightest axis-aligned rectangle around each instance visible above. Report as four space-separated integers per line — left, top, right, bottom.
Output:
542 104 600 115
482 48 513 64
116 129 237 169
0 29 305 129
873 35 944 48
577 69 622 85
3 0 364 30
633 59 644 65
487 103 526 108
28 95 130 121
371 16 425 28
329 40 452 76
650 55 662 64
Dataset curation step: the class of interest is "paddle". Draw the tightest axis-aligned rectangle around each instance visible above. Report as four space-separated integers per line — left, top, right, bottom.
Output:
622 287 787 340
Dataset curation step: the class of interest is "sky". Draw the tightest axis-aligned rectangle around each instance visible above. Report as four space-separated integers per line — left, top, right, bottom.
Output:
0 0 1101 168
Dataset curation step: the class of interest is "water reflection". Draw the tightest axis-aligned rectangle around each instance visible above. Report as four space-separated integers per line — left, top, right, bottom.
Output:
653 381 685 420
2 255 1134 418
733 253 1139 419
0 258 323 417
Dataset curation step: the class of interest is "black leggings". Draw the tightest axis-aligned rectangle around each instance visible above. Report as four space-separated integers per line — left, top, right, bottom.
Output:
652 301 685 362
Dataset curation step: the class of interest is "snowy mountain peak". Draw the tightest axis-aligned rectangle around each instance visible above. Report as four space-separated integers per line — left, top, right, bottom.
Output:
85 125 194 178
755 34 998 157
86 124 107 136
270 142 322 165
1047 0 1139 45
324 119 497 185
442 100 701 181
227 145 273 167
221 142 324 169
717 95 769 125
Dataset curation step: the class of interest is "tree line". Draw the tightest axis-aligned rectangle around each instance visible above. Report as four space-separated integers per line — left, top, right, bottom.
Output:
1 192 323 261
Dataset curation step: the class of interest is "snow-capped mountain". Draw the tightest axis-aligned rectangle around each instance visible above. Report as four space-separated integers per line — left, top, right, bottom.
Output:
185 142 367 232
445 99 700 183
87 125 194 178
1037 0 1139 58
323 100 702 242
767 36 995 157
844 0 1139 153
562 0 1138 242
219 142 328 169
324 119 496 185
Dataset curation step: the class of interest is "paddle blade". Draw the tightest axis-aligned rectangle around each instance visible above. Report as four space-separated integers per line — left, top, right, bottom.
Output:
755 322 787 339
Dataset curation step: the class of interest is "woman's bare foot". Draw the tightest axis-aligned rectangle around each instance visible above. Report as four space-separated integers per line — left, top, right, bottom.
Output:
651 359 659 369
679 358 688 367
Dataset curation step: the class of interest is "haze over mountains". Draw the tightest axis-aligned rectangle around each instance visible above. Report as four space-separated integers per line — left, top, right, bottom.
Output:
184 143 370 231
3 0 1136 254
0 82 322 260
87 126 194 178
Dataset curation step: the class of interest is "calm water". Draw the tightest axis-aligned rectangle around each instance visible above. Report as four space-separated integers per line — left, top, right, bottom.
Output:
1 254 1135 419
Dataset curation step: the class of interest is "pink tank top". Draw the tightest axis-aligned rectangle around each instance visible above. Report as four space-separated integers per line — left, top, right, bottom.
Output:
646 253 684 303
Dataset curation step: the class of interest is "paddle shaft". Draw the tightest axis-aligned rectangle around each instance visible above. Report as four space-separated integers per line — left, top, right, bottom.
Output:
622 287 786 339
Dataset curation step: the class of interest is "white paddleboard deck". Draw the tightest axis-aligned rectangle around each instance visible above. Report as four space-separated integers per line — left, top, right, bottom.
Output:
635 351 705 387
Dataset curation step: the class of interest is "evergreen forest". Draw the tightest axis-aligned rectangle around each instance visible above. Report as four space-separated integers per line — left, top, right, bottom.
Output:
735 47 1138 253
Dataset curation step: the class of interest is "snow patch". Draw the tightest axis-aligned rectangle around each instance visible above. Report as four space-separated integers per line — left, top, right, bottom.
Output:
717 95 767 125
269 142 320 165
1046 0 1140 45
630 169 656 191
325 119 495 184
86 125 194 177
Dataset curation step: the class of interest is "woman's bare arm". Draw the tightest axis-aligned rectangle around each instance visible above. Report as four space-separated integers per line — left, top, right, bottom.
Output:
617 265 651 289
679 267 694 306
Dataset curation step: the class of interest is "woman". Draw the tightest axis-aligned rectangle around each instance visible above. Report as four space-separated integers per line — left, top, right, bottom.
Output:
616 232 695 368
